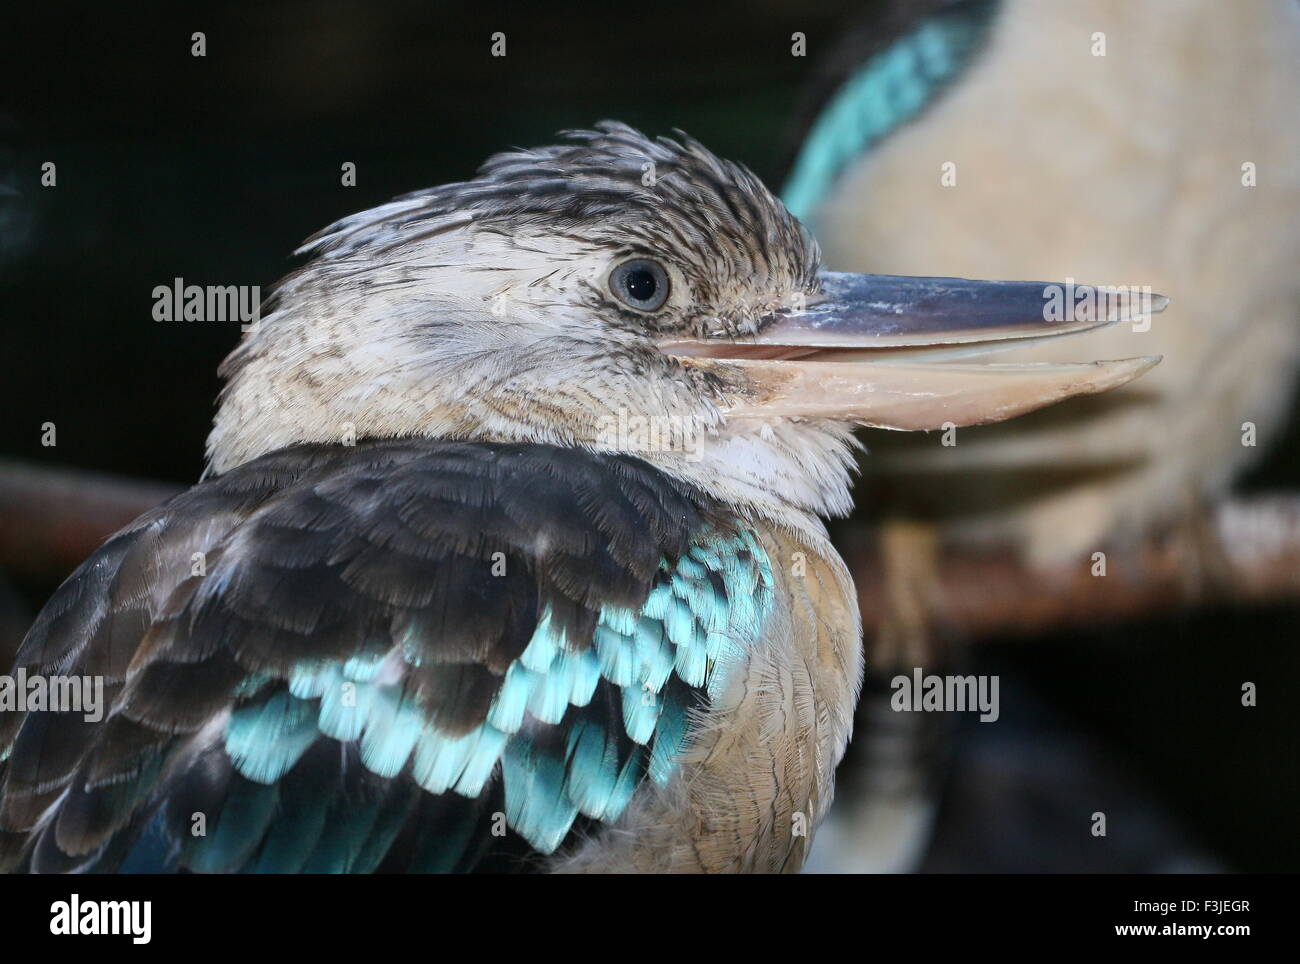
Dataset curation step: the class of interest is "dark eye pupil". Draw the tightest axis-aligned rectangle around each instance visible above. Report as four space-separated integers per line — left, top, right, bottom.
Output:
624 269 657 302
611 259 669 311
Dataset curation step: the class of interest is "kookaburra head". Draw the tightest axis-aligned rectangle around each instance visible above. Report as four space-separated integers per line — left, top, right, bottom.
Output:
208 121 1160 526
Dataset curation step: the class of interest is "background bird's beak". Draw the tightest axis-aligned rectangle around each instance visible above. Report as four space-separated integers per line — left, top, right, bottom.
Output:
665 272 1165 430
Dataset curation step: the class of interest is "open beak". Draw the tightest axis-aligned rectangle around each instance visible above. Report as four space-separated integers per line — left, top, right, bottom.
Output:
663 272 1166 430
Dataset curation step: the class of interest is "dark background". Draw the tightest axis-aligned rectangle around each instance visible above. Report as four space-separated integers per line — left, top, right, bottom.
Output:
1 1 1296 872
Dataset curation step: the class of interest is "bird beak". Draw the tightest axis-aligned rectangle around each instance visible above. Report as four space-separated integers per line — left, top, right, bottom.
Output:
663 272 1166 430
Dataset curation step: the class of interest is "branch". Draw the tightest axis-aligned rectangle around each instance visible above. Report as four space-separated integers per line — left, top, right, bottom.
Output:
0 459 183 582
846 495 1300 641
0 460 1297 638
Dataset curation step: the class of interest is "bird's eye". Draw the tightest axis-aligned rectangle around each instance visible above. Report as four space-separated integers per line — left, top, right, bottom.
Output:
609 259 670 312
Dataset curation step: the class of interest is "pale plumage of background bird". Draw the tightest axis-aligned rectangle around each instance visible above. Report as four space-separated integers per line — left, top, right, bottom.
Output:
787 0 1300 562
0 124 1154 873
783 0 1300 873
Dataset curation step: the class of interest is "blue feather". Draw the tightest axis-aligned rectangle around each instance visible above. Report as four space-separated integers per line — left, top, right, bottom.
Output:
411 723 507 797
563 717 622 819
250 781 331 873
527 660 578 724
519 606 565 672
486 663 541 733
186 779 279 873
594 623 638 687
553 647 602 707
633 615 675 692
287 661 340 700
318 675 376 741
649 698 691 786
118 811 177 874
503 739 580 853
224 690 319 784
300 800 381 874
359 687 424 777
622 685 661 745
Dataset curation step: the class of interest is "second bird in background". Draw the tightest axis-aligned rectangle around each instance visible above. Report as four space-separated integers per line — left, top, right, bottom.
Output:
783 0 1300 872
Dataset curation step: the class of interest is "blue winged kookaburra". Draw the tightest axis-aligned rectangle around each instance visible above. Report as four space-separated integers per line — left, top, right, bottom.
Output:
784 0 1300 565
0 123 1158 873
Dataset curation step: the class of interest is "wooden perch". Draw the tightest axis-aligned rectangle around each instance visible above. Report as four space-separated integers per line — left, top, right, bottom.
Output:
0 459 183 583
0 459 1297 637
847 496 1300 642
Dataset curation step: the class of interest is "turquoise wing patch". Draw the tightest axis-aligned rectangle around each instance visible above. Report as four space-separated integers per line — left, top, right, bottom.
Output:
217 524 774 859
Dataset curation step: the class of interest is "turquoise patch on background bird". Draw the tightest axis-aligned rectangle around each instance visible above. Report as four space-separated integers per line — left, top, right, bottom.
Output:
782 1 997 223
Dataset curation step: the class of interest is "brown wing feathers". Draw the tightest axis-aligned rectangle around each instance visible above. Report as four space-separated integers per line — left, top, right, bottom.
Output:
0 439 715 871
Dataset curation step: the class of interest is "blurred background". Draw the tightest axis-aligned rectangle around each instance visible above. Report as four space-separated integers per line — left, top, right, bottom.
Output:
1 0 1297 872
